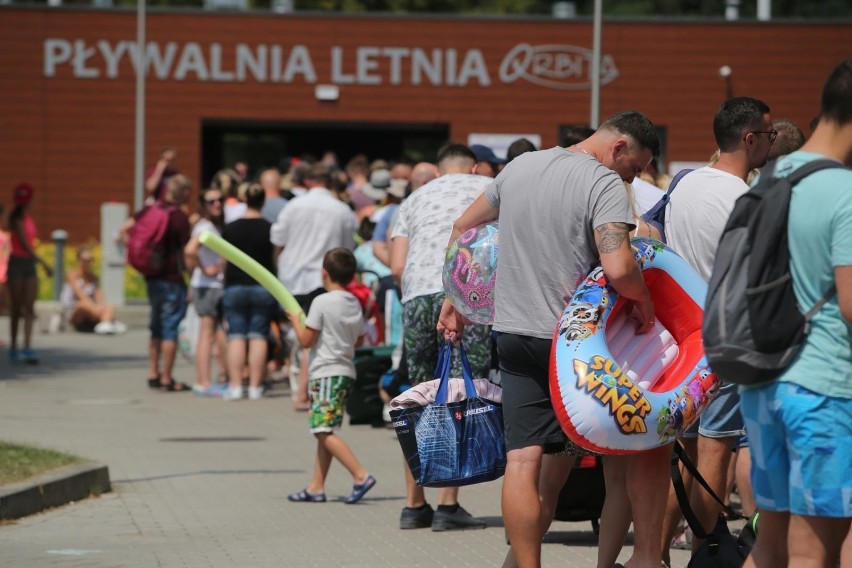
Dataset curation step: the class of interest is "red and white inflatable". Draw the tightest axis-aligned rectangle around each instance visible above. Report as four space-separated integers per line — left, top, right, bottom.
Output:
550 238 720 454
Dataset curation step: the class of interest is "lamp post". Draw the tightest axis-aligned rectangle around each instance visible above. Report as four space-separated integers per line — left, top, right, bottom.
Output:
590 0 602 129
134 0 146 212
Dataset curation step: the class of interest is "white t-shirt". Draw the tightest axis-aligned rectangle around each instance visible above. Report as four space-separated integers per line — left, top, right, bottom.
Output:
391 173 491 304
305 290 365 379
631 177 665 216
664 166 749 281
270 188 358 295
224 202 247 224
190 219 224 289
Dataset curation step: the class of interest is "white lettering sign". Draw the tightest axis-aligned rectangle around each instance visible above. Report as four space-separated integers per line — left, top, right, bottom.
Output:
42 39 618 90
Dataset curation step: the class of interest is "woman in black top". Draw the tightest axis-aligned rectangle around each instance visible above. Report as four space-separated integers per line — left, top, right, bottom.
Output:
221 183 278 401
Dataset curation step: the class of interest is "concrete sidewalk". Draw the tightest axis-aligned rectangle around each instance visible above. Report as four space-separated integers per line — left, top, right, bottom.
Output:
0 319 692 568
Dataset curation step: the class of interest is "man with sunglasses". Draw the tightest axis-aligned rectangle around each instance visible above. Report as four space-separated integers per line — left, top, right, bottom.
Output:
660 96 774 565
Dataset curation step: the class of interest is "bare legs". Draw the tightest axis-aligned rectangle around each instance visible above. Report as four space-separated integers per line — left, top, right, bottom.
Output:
227 337 267 392
661 437 698 566
690 435 737 554
308 432 368 494
744 510 851 568
8 277 37 353
502 445 546 568
404 462 459 508
194 315 217 388
502 454 575 568
598 455 632 568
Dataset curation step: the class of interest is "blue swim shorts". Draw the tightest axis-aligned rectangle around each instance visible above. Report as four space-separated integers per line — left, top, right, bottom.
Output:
740 381 852 517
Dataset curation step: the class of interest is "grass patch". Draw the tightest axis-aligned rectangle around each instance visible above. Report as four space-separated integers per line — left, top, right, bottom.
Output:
0 442 82 486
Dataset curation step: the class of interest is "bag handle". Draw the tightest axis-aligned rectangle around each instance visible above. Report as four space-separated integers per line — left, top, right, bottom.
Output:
434 342 477 404
671 441 743 540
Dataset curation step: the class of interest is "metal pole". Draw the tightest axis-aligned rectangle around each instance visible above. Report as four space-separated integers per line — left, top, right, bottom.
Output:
134 0 146 212
757 0 771 21
590 0 602 129
51 230 68 301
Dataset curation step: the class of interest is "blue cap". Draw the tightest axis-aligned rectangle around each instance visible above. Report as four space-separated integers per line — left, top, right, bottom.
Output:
470 144 504 165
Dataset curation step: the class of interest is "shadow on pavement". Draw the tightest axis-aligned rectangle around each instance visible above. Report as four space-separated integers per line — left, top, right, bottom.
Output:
113 469 307 483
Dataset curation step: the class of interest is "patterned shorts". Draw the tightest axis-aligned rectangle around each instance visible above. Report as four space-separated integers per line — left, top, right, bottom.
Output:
740 381 852 517
402 292 492 384
309 376 354 434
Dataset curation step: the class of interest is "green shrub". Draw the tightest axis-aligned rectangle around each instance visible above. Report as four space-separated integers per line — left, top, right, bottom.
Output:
35 240 147 301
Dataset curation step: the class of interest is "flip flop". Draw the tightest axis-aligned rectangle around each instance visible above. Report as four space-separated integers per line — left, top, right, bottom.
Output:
160 381 191 392
344 474 376 504
287 489 326 503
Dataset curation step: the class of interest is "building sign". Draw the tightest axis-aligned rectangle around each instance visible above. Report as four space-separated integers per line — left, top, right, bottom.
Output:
43 39 619 90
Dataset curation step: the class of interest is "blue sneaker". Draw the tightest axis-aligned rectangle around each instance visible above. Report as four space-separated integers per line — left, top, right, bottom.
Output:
20 350 39 365
8 350 18 363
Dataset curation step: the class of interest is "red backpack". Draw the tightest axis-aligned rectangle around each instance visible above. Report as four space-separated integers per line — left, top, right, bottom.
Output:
127 202 175 277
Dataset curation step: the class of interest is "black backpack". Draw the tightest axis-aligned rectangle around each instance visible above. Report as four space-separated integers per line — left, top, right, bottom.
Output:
640 168 693 243
703 159 843 385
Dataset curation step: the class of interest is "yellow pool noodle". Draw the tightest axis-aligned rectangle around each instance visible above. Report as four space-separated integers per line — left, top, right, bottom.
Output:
198 231 305 324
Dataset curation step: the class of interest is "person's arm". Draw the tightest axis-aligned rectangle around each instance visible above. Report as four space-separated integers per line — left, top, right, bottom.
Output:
184 234 201 274
836 266 852 325
390 235 408 285
372 240 391 267
634 217 662 241
144 163 166 196
287 309 319 348
445 194 499 251
437 194 499 342
118 217 135 246
66 269 94 308
595 222 655 334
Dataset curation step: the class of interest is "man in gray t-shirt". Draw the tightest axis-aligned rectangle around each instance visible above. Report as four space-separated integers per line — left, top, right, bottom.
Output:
440 112 665 568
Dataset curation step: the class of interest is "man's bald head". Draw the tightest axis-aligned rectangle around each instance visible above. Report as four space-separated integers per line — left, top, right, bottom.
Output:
410 162 439 191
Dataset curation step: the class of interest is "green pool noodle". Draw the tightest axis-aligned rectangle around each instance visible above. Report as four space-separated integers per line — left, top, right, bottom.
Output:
198 231 305 324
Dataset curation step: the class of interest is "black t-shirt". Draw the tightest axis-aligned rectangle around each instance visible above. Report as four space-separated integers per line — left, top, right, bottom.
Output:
222 217 274 287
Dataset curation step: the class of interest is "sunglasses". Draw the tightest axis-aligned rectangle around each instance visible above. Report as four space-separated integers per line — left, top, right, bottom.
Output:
205 197 224 205
747 130 778 143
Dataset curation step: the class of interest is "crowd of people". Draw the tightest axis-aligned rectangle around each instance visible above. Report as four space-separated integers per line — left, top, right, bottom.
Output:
4 56 849 568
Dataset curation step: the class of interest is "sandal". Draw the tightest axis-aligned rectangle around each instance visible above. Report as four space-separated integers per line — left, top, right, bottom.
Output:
160 381 191 392
147 376 160 389
287 489 326 503
344 474 376 504
671 525 692 550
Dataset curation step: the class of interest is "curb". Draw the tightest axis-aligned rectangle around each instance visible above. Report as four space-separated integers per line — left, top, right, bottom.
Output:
0 462 111 520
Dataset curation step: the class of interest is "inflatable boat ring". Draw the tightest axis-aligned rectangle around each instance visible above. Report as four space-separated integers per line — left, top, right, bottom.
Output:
549 237 721 454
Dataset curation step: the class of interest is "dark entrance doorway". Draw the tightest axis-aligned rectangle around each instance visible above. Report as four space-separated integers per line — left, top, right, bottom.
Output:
201 121 450 185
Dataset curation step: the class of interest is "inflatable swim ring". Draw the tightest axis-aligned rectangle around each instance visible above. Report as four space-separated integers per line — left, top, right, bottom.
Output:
549 237 721 454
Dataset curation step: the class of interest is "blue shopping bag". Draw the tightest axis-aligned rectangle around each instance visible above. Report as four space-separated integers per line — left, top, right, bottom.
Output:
390 342 506 487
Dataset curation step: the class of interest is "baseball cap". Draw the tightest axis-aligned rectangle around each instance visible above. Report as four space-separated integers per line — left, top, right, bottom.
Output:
470 144 504 165
13 183 34 206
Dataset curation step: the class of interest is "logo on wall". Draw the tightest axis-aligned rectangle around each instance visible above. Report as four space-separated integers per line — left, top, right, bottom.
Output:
43 39 619 91
500 43 619 90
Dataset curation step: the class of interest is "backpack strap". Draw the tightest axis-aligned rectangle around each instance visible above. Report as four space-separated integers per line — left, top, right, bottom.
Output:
671 441 742 540
767 158 844 326
640 169 693 242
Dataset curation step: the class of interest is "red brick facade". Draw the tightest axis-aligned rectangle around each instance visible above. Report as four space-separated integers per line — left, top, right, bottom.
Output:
1 7 848 239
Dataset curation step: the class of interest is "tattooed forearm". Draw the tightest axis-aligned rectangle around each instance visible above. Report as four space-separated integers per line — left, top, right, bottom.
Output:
595 222 629 254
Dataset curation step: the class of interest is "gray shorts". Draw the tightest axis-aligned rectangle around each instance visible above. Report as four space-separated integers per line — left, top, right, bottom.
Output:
192 287 223 319
682 382 746 439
